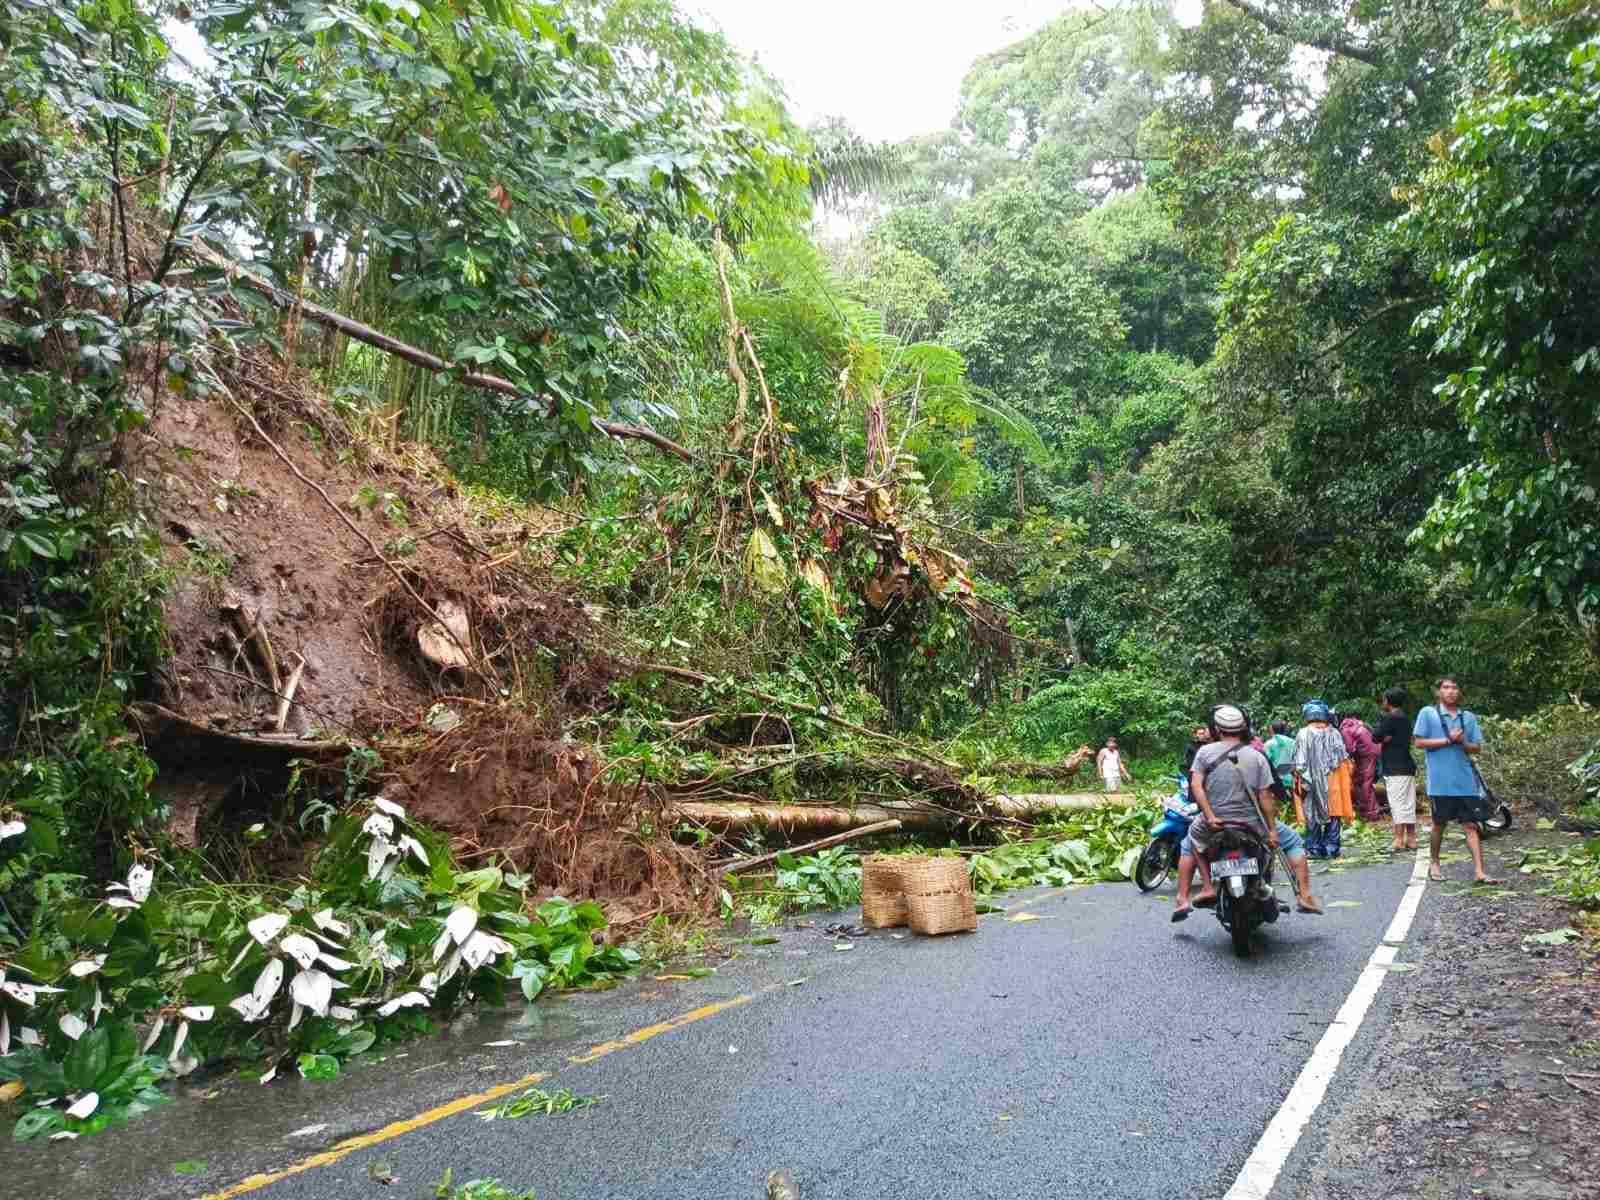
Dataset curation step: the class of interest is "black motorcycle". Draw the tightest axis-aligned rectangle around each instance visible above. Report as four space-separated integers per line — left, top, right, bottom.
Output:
1205 822 1284 958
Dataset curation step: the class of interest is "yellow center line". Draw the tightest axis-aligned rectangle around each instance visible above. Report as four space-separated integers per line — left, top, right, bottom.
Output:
566 994 753 1064
195 993 755 1200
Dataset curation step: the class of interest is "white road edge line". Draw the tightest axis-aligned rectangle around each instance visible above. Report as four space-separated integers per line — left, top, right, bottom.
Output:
1223 846 1431 1200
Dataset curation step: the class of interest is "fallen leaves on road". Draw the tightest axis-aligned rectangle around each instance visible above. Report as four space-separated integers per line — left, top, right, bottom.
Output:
476 1087 598 1121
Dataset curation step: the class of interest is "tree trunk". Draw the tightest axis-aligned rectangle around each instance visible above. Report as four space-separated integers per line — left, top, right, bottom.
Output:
669 792 1135 837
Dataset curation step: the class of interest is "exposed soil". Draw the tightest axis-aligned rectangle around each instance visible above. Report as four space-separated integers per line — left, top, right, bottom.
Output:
123 381 710 916
1295 825 1600 1200
134 388 437 734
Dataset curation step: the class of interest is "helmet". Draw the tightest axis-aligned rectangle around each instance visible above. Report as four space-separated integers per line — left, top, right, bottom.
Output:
1209 703 1249 737
1302 700 1332 722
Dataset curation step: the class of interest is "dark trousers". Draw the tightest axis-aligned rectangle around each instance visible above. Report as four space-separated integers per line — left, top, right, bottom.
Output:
1306 817 1342 858
1354 754 1380 820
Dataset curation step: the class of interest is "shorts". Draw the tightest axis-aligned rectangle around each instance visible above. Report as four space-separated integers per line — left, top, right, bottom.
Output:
1183 820 1302 861
1102 771 1121 791
1385 775 1417 823
1429 792 1492 825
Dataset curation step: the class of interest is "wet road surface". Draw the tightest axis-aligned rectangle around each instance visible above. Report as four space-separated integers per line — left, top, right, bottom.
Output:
16 859 1424 1200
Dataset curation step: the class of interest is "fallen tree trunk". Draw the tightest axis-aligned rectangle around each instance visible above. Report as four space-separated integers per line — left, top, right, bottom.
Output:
672 801 949 836
196 243 693 462
990 792 1137 816
716 819 902 876
670 793 1136 837
668 754 979 806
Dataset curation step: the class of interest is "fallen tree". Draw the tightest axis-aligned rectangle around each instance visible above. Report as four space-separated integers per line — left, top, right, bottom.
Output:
669 792 1136 837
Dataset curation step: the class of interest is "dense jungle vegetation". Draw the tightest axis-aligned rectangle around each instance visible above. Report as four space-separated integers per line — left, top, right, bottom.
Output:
3 0 1600 1140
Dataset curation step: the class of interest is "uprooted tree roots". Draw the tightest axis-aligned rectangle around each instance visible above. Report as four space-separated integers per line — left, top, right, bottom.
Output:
384 706 715 927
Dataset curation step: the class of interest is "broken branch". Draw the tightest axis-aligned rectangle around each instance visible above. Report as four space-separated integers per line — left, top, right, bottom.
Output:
273 651 306 732
632 662 965 773
221 592 282 699
195 241 693 462
716 819 903 876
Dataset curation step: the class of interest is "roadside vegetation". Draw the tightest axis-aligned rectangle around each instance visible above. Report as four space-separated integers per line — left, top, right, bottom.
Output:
4 0 1600 1145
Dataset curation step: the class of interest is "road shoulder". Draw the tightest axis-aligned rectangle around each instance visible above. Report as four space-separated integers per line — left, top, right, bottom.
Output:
1278 828 1600 1200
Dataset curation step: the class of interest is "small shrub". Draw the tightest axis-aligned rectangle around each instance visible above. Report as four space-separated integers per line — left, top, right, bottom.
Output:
1479 703 1600 814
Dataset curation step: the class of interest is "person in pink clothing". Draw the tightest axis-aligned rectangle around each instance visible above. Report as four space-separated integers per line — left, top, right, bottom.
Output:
1339 713 1382 822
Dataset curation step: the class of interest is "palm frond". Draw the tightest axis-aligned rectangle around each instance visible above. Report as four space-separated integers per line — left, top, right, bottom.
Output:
969 386 1048 462
807 123 908 209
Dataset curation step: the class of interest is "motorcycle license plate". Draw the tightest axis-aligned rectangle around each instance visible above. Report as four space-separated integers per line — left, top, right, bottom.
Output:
1213 857 1260 878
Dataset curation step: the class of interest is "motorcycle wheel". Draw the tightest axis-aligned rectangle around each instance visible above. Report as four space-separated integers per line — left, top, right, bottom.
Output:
1482 802 1513 835
1231 914 1253 958
1135 838 1174 892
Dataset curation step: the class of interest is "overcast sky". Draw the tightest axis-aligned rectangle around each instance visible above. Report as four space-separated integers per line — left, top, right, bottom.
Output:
682 1 1080 142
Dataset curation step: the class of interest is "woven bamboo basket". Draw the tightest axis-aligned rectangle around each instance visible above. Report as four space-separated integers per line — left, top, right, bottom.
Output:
906 889 978 936
899 856 978 936
861 854 910 928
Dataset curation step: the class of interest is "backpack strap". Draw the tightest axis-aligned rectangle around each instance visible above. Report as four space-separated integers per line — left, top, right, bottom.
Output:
1201 743 1286 807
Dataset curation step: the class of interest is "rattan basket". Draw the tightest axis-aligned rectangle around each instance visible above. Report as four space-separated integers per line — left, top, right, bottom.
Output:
899 856 978 936
861 854 910 928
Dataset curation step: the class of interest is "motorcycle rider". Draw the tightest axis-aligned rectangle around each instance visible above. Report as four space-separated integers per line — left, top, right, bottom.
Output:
1173 704 1324 921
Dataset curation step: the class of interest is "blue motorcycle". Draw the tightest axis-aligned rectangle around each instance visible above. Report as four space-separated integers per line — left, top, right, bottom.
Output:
1134 775 1198 892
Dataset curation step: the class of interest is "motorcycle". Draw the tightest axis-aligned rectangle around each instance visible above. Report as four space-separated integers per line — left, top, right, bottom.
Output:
1207 821 1283 958
1134 775 1196 892
1473 760 1514 836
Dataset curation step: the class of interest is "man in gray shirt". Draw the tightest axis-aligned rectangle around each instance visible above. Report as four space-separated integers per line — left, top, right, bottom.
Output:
1172 704 1280 921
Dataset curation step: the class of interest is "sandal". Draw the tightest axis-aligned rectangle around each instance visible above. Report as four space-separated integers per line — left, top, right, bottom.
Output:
1427 865 1445 882
1193 891 1218 909
1473 876 1505 886
1170 903 1191 923
1297 898 1325 915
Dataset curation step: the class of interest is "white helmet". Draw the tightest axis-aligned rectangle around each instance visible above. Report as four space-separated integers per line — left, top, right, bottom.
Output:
1213 704 1248 734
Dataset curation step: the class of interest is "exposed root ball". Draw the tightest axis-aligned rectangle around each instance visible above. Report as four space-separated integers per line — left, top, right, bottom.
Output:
386 708 712 927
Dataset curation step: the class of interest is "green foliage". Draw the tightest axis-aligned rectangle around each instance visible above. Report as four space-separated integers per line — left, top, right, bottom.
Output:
0 794 639 1139
0 0 180 937
1017 668 1189 754
1517 840 1600 909
1404 6 1600 648
1077 192 1218 362
969 803 1157 894
475 1085 599 1121
773 847 863 912
434 1171 538 1200
0 1019 170 1142
1474 704 1600 814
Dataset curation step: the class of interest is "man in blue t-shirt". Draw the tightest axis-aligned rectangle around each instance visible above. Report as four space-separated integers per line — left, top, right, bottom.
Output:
1414 677 1502 885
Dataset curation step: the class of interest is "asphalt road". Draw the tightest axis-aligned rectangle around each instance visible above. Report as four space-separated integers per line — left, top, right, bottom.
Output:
15 859 1424 1200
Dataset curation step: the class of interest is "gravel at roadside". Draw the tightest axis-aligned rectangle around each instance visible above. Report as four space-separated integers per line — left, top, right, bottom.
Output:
1284 826 1600 1200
